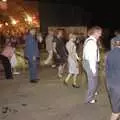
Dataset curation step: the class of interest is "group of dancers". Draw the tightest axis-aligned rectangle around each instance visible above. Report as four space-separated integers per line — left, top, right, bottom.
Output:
0 26 120 120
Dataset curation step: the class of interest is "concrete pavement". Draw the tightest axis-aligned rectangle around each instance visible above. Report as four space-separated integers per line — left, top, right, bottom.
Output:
0 66 111 120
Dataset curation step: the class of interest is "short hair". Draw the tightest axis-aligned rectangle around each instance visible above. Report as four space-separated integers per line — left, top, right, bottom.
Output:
88 26 102 36
114 29 120 35
69 33 76 39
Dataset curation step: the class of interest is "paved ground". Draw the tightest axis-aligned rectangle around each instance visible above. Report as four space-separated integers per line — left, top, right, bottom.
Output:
0 66 111 120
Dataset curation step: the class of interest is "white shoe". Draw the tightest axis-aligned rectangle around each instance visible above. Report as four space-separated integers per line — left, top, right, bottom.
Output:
13 72 20 75
58 74 63 78
51 64 56 68
95 92 98 96
88 99 96 104
110 113 120 120
44 61 48 65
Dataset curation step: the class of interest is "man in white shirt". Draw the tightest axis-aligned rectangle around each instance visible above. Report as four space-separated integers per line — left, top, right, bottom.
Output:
82 26 102 104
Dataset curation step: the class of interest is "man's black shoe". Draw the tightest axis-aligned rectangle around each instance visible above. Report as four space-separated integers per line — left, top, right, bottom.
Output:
6 77 13 80
72 84 80 88
30 80 38 83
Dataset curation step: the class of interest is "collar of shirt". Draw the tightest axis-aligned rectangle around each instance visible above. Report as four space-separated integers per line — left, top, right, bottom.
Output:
88 36 97 43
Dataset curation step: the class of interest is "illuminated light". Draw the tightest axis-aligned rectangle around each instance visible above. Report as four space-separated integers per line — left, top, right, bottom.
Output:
25 18 27 21
5 22 8 26
10 17 18 25
0 24 3 28
11 19 17 25
32 15 36 20
2 0 7 2
26 14 32 24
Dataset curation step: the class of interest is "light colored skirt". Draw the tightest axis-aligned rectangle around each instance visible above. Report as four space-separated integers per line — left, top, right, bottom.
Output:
68 56 79 75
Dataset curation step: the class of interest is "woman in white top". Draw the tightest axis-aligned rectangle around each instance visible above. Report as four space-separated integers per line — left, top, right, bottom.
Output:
64 33 80 88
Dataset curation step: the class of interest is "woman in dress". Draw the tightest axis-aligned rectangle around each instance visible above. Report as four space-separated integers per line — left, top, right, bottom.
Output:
0 41 14 79
53 29 68 78
64 33 80 88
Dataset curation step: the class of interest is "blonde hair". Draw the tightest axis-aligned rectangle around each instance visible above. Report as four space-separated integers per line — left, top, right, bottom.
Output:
69 33 76 40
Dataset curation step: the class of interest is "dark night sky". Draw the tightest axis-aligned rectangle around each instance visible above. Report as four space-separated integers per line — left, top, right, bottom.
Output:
84 1 120 28
27 0 120 49
27 0 120 28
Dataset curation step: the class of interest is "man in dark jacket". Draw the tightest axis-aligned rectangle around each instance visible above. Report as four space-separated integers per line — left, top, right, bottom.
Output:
24 28 40 83
106 39 120 120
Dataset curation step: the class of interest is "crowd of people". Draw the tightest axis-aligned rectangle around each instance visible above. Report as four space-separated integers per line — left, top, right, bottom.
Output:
0 28 30 78
0 26 120 120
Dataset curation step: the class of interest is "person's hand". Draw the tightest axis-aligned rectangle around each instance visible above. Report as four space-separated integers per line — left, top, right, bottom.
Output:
37 33 43 43
77 57 81 62
33 56 36 61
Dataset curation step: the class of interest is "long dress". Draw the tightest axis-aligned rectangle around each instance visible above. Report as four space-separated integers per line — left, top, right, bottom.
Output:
106 47 120 113
53 37 68 66
66 41 79 75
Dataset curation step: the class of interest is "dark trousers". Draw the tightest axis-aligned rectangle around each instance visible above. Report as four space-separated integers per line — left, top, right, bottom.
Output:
83 60 98 102
107 86 120 113
28 58 39 81
0 55 13 79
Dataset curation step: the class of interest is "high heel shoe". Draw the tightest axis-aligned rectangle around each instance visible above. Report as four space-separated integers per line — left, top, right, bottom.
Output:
72 84 80 88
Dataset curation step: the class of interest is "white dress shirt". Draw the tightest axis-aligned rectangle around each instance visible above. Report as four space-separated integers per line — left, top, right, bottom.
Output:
83 36 99 74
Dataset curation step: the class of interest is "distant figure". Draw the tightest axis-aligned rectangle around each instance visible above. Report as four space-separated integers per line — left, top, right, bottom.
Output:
75 33 85 57
10 36 20 75
82 26 102 104
24 28 40 83
0 32 6 49
53 29 68 78
106 40 120 120
0 41 14 79
111 29 120 50
64 33 80 88
44 30 54 65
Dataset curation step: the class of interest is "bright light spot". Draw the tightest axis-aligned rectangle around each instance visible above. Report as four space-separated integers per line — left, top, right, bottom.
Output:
26 14 32 24
0 24 3 28
5 22 8 26
10 17 17 25
11 19 17 25
32 15 36 20
25 18 27 21
2 0 7 2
